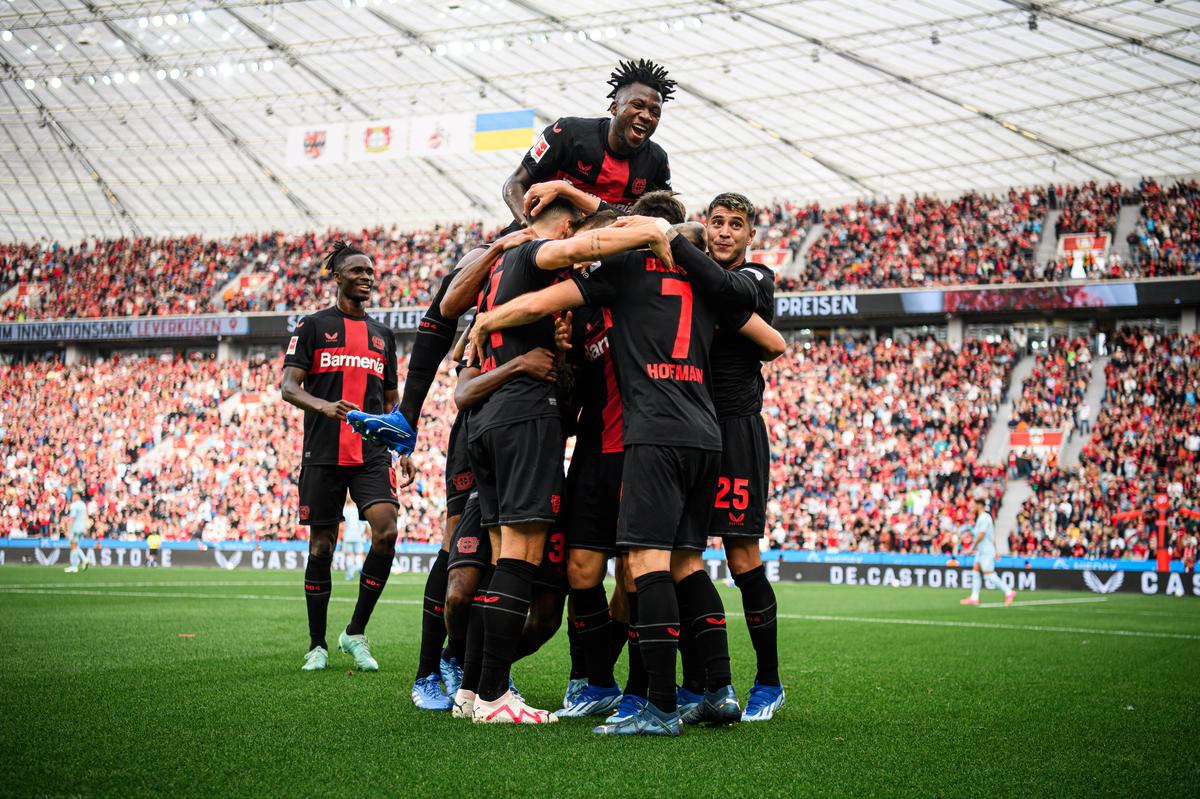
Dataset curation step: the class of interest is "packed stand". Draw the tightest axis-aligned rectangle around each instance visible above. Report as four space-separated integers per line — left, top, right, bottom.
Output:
0 352 458 544
1013 328 1200 560
790 188 1046 291
761 335 1016 554
1011 336 1092 431
1125 178 1200 277
1052 181 1124 237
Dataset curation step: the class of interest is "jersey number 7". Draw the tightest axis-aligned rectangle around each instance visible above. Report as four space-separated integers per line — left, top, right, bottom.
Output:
660 278 693 359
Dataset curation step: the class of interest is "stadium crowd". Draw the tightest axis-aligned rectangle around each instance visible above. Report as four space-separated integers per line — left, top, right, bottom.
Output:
0 352 456 543
759 335 1015 554
4 179 1199 322
1012 328 1200 561
1011 336 1092 430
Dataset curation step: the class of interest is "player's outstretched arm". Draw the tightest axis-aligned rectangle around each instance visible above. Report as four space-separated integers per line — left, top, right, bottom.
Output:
454 349 559 411
664 225 759 310
468 281 585 355
534 225 668 271
280 366 359 419
738 314 787 361
441 227 538 319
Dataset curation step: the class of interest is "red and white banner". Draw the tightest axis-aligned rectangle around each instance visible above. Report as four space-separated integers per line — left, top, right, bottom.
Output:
286 124 345 167
749 248 793 269
1059 233 1110 254
1010 428 1064 454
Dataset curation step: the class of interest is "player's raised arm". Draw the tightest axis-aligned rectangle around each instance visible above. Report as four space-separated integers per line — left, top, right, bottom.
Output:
441 227 538 319
533 223 669 271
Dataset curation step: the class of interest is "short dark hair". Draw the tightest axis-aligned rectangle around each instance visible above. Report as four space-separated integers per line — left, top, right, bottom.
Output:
631 190 686 224
707 192 756 223
321 240 366 279
607 59 676 103
577 208 620 232
536 197 588 227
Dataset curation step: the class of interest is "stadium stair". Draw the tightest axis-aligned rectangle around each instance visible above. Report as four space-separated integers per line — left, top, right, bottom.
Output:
979 353 1035 466
1035 209 1061 269
1112 203 1141 265
212 266 269 311
778 223 824 283
994 478 1032 554
1058 355 1109 469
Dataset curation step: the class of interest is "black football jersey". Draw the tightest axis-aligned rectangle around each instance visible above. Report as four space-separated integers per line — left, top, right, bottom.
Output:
571 249 723 451
283 306 398 466
522 117 671 210
570 304 624 454
711 262 775 419
468 239 562 439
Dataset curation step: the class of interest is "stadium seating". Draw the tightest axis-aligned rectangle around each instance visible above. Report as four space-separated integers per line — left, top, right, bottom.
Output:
760 335 1015 554
1013 328 1200 559
1011 336 1092 430
4 180 1199 321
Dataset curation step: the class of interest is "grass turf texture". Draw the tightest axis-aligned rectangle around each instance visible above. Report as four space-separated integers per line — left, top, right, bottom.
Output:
0 568 1196 798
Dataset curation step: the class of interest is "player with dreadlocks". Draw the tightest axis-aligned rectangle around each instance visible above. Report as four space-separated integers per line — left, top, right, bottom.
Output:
503 59 675 226
281 240 416 673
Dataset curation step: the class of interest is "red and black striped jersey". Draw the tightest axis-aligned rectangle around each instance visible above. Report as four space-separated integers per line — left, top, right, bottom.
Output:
283 306 398 466
468 239 562 440
570 304 624 455
522 117 671 210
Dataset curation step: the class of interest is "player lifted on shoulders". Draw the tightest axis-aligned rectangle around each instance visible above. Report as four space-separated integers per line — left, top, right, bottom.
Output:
961 498 1016 606
502 59 674 224
281 241 416 672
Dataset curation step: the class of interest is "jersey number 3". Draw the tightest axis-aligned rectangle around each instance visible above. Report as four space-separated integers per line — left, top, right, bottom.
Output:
660 278 693 359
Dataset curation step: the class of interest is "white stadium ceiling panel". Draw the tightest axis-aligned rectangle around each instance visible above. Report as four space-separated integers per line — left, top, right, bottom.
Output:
0 0 1197 242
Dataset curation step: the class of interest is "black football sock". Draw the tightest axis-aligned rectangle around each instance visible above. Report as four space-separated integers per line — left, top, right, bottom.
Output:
477 558 536 702
608 618 629 668
634 571 680 714
675 582 705 695
514 591 562 661
623 591 648 699
415 549 449 679
303 553 333 651
679 570 732 692
567 616 587 680
460 565 493 694
345 548 392 636
571 584 615 688
734 565 780 686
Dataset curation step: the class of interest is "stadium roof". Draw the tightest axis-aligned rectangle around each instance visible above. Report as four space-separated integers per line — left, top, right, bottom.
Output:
0 0 1197 243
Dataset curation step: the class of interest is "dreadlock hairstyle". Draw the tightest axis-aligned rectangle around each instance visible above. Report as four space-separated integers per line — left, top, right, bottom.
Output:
320 240 366 279
606 59 676 103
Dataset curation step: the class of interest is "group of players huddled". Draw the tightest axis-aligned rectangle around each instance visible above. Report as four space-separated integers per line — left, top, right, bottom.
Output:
281 60 788 735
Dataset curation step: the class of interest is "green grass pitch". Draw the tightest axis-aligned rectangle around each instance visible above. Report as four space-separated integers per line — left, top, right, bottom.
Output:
0 567 1196 798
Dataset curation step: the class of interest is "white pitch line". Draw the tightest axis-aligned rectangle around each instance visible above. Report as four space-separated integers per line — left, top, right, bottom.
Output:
777 613 1200 641
0 587 420 606
977 597 1108 609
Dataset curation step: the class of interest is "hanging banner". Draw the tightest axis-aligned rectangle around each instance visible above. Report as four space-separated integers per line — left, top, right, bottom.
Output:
347 119 408 162
286 124 346 167
408 113 474 156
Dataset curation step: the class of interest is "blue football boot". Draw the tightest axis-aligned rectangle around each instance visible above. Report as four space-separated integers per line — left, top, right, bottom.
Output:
559 683 622 718
699 684 742 725
742 682 786 721
346 404 416 455
677 686 705 724
593 701 681 736
440 656 463 699
411 673 453 711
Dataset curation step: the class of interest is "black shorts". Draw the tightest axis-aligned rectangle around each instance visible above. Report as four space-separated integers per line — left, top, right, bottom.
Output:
615 445 720 552
565 445 624 554
444 413 475 518
468 417 564 528
711 414 770 538
298 461 398 526
448 493 491 572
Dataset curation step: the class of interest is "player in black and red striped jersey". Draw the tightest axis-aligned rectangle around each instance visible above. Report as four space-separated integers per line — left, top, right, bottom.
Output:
502 59 675 224
469 192 786 736
465 198 673 725
281 241 416 673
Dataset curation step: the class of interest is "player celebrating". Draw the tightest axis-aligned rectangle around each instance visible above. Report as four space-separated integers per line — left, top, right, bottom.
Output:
961 498 1016 606
702 193 787 721
466 199 673 724
502 59 674 224
281 241 416 673
471 194 785 735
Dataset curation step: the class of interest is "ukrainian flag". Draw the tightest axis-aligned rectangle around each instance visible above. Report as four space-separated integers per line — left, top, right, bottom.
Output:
474 109 536 152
